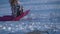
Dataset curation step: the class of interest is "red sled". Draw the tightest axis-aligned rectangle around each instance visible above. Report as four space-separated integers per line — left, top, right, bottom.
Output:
0 10 30 21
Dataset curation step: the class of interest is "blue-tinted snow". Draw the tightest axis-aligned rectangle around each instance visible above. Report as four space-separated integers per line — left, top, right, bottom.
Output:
0 0 60 34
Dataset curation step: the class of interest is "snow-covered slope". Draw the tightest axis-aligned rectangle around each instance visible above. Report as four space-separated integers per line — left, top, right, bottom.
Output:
0 0 60 34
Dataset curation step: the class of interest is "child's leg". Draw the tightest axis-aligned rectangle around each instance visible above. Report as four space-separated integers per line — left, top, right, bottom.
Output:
16 6 20 17
16 5 23 17
20 6 23 15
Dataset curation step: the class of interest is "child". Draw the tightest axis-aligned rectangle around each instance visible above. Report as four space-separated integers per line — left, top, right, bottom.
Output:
9 0 23 17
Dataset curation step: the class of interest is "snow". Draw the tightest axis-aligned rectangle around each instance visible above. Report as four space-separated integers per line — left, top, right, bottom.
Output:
0 0 60 34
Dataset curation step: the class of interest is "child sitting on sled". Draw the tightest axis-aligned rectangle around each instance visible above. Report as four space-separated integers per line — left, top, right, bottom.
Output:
9 0 23 17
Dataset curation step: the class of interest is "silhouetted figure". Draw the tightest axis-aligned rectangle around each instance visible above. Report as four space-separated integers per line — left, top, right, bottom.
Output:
27 30 49 34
